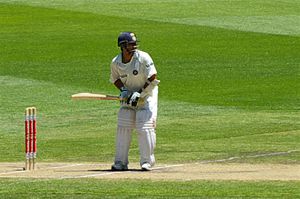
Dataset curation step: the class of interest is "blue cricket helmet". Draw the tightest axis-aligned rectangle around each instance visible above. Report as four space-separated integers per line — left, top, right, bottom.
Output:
117 32 138 47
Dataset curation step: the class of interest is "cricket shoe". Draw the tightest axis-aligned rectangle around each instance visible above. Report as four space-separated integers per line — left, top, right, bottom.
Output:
141 163 152 171
111 163 128 171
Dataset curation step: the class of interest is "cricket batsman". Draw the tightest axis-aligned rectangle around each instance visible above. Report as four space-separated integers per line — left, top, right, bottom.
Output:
110 32 159 171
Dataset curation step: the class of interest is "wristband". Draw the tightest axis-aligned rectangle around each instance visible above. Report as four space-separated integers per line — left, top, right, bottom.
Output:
120 87 127 92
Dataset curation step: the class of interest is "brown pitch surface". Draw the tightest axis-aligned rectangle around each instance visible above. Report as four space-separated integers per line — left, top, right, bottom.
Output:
0 162 299 181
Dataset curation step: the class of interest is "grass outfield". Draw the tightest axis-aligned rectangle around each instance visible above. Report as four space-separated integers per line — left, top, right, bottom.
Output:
0 0 299 198
0 179 300 198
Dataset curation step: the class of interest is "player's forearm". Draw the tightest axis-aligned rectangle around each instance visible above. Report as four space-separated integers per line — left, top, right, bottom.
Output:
138 74 157 93
114 79 125 91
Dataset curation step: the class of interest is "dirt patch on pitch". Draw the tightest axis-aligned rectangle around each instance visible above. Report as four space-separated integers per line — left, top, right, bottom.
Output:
0 162 299 181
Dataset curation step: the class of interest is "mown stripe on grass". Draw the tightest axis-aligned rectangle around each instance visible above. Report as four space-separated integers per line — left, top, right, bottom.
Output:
2 0 300 36
0 177 300 198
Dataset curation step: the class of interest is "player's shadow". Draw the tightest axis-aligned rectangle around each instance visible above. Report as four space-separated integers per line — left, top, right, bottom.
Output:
89 169 146 172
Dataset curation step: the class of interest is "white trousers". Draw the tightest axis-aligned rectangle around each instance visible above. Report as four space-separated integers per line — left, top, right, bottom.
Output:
114 106 157 166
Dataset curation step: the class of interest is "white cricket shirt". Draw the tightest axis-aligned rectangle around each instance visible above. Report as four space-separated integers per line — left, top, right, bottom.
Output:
110 50 157 92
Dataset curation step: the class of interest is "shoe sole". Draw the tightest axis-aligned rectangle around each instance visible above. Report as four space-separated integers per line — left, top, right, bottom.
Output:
141 167 152 171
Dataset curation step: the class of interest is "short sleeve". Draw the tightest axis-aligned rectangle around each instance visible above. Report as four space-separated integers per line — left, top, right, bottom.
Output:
109 60 119 84
143 53 157 78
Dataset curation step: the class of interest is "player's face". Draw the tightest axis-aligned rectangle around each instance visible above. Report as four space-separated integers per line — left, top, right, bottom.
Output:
122 43 137 56
126 43 137 52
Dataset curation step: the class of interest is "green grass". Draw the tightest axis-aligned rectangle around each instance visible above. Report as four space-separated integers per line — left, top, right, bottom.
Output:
0 0 299 198
0 179 299 198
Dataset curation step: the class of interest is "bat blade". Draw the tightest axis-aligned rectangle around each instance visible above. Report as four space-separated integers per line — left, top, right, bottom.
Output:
72 93 120 100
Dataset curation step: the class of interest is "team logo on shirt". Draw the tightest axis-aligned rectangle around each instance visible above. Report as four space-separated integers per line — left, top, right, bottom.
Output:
133 70 138 75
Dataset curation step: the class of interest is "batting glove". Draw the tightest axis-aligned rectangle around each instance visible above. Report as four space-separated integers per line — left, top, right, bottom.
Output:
127 91 141 107
119 87 129 104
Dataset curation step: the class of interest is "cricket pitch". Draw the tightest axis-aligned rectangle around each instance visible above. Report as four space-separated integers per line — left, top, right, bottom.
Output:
0 162 299 181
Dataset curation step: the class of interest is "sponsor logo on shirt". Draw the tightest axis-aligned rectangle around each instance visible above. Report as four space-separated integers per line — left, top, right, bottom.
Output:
120 74 128 78
146 62 154 68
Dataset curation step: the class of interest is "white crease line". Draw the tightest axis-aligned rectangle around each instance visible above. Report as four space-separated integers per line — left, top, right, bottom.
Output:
0 170 26 176
0 164 84 176
48 163 111 169
154 150 300 169
152 164 184 170
60 165 185 179
246 150 299 158
199 157 241 164
60 172 123 179
197 150 300 164
47 164 85 170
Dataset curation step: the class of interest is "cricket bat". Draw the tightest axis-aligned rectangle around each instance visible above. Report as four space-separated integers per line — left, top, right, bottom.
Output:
71 93 120 100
